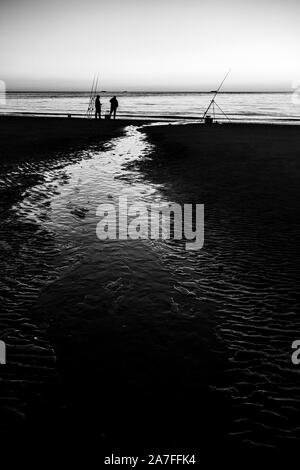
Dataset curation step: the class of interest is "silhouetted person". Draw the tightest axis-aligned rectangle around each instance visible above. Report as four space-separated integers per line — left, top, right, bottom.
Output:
109 96 118 119
95 95 101 119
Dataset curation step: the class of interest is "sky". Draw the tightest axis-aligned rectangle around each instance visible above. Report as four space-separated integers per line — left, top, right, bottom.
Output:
1 0 300 91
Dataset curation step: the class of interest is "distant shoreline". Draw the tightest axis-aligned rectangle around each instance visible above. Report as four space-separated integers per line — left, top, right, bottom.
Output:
1 112 299 126
5 90 293 94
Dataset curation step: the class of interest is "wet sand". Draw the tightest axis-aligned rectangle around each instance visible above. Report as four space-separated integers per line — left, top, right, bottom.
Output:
141 122 300 203
0 122 231 460
1 120 300 460
137 122 300 453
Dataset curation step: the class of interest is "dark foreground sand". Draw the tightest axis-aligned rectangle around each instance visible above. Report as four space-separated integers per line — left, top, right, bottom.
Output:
135 122 300 454
0 115 146 163
1 120 300 460
34 123 299 455
141 122 300 201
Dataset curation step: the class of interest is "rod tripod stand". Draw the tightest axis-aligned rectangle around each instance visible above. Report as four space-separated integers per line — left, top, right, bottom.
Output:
202 97 231 122
202 69 231 123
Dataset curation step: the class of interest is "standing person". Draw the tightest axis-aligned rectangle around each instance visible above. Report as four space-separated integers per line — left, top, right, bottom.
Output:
109 96 118 119
95 95 101 119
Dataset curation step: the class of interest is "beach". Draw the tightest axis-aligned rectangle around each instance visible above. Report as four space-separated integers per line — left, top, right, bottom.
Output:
1 118 300 456
2 0 300 462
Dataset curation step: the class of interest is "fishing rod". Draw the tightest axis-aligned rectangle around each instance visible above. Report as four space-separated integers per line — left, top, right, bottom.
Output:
86 74 95 117
86 74 99 118
94 74 99 95
202 69 231 121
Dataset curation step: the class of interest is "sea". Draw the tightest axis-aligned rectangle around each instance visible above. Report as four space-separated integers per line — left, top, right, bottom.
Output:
1 91 300 123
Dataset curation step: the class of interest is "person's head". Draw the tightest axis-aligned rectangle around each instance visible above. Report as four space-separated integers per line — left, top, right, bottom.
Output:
113 95 116 98
96 95 100 98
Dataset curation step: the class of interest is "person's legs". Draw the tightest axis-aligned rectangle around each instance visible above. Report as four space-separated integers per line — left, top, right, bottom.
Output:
113 108 116 119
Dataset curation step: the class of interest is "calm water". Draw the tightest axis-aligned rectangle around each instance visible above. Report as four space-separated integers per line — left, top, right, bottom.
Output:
1 91 300 123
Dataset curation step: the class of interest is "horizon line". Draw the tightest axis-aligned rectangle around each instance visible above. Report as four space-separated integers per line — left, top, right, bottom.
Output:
6 90 292 94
